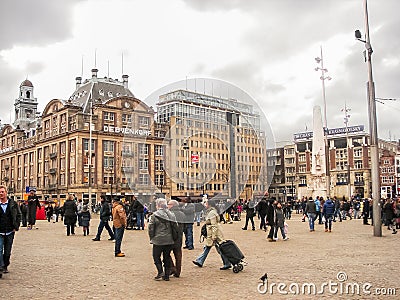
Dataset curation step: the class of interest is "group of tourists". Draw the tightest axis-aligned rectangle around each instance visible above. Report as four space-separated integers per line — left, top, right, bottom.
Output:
2 183 400 282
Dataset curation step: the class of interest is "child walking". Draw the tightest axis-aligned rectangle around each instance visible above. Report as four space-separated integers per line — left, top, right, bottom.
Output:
80 205 91 236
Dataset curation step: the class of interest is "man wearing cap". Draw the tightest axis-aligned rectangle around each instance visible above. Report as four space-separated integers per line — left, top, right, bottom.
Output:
0 185 22 276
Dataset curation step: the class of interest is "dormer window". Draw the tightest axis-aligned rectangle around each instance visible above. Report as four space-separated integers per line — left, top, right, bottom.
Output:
108 91 113 97
99 89 104 96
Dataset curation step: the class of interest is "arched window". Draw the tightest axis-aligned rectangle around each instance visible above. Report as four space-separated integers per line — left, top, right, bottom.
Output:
26 91 30 98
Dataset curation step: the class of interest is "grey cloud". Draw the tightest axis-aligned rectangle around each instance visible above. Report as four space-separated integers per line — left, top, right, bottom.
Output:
0 0 84 50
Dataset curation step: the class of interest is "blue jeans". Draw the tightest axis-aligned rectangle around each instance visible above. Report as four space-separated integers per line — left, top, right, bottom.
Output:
136 212 145 229
194 245 231 267
95 219 114 239
195 212 202 224
184 223 194 249
114 226 125 255
307 213 316 231
325 215 333 230
0 232 15 268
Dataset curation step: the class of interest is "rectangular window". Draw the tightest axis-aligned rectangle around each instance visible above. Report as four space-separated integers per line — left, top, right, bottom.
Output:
354 160 363 169
155 145 164 156
337 173 348 183
103 141 114 152
299 164 306 173
139 174 149 185
139 158 148 170
104 112 115 121
122 114 132 123
139 116 150 127
104 157 114 168
139 144 149 155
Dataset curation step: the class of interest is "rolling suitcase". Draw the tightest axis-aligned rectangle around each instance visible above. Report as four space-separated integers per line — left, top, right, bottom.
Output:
217 240 246 273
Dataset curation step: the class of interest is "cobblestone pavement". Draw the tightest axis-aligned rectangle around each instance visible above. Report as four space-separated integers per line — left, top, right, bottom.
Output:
1 213 398 299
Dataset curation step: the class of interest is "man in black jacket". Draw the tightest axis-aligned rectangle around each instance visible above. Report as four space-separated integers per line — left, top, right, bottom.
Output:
266 199 277 241
92 196 114 241
0 185 22 275
132 196 145 230
256 197 268 231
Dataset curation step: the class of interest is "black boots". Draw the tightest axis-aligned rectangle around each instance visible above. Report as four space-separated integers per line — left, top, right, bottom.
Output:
154 264 164 280
163 268 170 281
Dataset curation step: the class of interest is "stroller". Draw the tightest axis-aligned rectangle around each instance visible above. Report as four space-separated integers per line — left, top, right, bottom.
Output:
216 240 246 273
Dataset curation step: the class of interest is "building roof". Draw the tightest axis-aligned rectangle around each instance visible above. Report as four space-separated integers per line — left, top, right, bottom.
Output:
68 71 134 113
20 79 33 87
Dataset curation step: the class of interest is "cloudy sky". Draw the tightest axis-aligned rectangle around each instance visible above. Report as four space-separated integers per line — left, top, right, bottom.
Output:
0 0 399 145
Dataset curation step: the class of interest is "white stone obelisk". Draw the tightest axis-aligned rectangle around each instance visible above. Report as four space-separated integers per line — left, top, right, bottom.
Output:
311 106 327 199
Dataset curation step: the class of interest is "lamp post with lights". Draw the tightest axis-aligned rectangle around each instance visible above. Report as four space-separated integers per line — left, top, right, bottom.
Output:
355 0 381 237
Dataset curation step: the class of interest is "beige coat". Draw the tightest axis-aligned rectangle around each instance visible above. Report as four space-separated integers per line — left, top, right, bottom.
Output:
205 207 225 247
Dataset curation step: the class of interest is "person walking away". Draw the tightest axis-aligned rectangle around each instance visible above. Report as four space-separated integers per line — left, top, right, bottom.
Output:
333 196 342 222
256 197 268 230
27 189 41 230
314 196 322 225
194 200 204 226
167 200 185 278
266 200 277 240
76 199 83 227
19 201 27 227
92 196 114 241
362 198 370 225
54 203 60 222
242 199 255 231
323 197 335 232
181 198 195 250
305 197 317 232
0 185 21 276
62 195 77 236
80 205 91 236
148 198 176 281
192 199 231 270
45 203 54 222
353 199 361 219
273 202 288 241
112 197 127 257
132 196 145 230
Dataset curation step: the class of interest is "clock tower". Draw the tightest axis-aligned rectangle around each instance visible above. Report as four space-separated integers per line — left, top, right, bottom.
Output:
13 79 39 130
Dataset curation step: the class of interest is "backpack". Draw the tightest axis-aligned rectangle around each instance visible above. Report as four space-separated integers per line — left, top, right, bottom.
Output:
200 223 207 243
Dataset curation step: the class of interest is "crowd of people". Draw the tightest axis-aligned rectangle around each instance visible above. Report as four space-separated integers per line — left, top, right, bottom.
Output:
1 184 400 282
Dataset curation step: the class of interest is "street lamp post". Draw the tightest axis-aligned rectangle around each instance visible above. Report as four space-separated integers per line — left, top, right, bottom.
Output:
182 141 190 197
355 0 381 237
315 46 332 198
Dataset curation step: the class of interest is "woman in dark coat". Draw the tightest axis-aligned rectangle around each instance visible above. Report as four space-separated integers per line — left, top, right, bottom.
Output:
27 190 41 229
62 195 78 236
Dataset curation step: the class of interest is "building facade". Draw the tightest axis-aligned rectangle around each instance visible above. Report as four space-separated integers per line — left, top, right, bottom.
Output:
0 70 169 204
268 126 400 201
157 89 267 200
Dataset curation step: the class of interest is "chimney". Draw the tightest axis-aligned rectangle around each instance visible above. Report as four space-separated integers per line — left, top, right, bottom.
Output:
122 74 129 88
75 76 82 89
91 68 98 78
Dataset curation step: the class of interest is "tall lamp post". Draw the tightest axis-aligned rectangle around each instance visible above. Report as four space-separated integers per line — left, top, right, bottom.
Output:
182 141 190 197
355 0 381 237
315 46 332 197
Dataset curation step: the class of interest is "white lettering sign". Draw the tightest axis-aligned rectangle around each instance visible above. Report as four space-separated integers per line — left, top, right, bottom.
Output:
103 125 151 136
